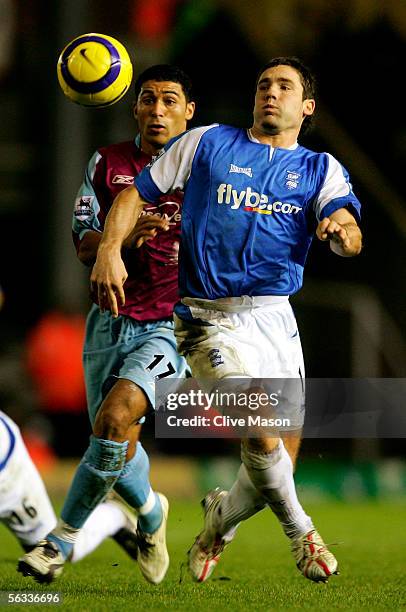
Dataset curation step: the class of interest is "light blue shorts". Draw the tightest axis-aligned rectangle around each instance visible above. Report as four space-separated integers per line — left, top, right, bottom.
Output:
83 304 189 425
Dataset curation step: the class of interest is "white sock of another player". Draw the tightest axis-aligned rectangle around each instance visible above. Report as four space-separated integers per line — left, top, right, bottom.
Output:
216 464 266 541
241 439 314 539
69 500 128 563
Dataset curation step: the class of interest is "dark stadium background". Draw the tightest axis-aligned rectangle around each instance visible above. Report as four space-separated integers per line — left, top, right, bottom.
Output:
0 1 405 474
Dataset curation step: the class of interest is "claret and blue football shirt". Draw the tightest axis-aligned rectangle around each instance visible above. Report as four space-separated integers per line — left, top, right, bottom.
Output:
135 124 361 300
72 139 183 320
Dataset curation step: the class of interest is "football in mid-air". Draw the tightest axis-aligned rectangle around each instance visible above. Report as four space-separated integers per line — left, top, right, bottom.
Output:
57 33 133 108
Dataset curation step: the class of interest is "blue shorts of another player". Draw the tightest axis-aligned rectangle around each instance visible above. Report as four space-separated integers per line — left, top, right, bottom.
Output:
83 304 189 424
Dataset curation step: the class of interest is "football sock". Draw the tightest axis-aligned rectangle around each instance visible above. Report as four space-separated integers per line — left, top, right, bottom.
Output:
50 436 128 558
69 500 128 563
241 439 313 539
216 463 266 540
114 442 162 534
47 521 79 560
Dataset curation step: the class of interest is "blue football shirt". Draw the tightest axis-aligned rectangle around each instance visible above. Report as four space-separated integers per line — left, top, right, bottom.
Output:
135 124 361 299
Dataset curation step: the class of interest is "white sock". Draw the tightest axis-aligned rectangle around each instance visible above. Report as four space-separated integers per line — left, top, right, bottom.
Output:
217 464 266 540
70 501 127 563
241 440 313 539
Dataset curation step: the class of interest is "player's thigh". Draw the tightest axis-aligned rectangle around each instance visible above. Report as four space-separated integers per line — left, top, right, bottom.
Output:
253 304 305 433
253 303 305 378
174 314 249 379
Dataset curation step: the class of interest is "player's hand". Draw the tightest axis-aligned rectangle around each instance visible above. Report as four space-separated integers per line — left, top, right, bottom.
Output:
123 214 170 249
90 247 128 317
316 217 352 254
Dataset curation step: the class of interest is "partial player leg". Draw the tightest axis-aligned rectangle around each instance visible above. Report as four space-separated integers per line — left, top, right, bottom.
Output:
187 426 303 581
282 433 302 469
190 436 337 583
56 381 149 561
107 327 188 584
113 439 169 585
96 380 163 536
174 314 271 580
18 379 139 583
188 434 305 583
187 463 267 582
17 496 139 580
96 377 169 584
239 437 338 582
18 433 128 583
70 496 138 562
240 437 314 538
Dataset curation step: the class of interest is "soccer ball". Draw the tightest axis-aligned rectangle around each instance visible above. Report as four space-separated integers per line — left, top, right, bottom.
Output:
57 33 133 108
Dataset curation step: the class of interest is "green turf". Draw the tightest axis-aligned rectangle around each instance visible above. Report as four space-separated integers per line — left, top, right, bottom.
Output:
1 500 405 611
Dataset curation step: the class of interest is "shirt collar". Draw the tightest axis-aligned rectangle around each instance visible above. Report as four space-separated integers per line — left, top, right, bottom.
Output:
247 128 298 150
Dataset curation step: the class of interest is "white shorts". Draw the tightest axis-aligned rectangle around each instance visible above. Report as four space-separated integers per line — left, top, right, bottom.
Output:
0 412 56 547
174 296 305 428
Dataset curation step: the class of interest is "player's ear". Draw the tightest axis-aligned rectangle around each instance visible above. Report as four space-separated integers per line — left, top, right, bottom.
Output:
132 101 138 120
303 99 315 118
185 101 195 121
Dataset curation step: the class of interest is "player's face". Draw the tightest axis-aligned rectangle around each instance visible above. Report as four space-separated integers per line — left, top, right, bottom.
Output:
134 80 195 155
253 65 315 137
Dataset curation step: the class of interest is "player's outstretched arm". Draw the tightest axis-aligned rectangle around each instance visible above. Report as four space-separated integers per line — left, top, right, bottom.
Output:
90 185 146 316
316 207 362 257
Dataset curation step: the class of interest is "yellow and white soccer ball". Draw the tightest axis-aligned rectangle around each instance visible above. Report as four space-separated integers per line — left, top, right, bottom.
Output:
57 33 133 108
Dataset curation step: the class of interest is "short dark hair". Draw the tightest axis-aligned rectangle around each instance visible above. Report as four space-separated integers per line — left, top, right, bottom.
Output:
256 56 316 133
134 64 194 102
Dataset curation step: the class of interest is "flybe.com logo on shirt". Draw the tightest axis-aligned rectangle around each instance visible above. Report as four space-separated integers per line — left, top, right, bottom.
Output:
216 183 302 215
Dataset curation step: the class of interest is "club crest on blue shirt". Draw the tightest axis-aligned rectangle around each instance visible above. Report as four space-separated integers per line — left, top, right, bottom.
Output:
285 170 301 190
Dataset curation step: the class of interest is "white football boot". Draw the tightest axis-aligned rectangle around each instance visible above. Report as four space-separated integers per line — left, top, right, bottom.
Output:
291 529 339 583
135 493 169 584
188 489 232 583
17 540 66 584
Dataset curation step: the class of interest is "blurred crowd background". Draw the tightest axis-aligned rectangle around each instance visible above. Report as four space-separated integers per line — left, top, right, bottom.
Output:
0 0 405 497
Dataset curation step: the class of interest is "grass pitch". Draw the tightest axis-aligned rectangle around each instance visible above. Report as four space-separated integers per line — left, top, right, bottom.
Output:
1 499 405 611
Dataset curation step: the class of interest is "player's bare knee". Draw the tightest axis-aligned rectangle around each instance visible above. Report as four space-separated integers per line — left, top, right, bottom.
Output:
244 437 280 454
94 402 133 441
93 379 147 441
